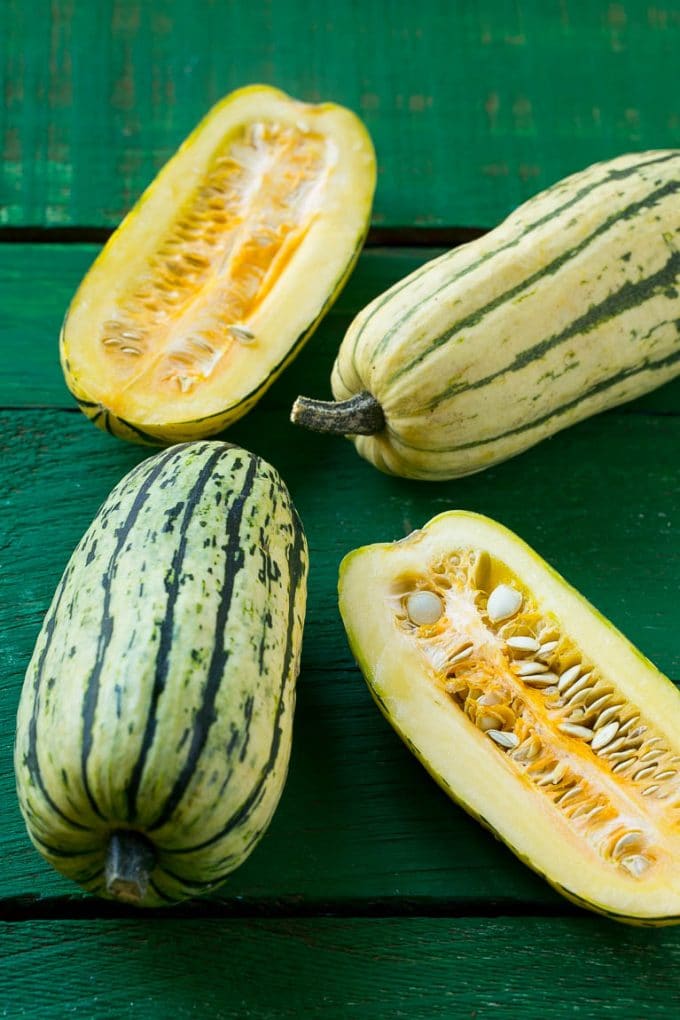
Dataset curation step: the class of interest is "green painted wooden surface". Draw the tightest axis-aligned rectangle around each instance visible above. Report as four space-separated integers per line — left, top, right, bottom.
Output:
2 2 680 1015
3 917 680 1018
2 0 679 229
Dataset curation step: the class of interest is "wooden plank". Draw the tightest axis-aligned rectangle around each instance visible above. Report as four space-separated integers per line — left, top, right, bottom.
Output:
1 402 678 904
2 917 680 1018
2 1 679 229
3 242 680 414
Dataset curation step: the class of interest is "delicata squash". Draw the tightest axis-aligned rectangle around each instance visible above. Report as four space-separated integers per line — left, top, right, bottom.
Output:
61 85 376 444
15 442 308 905
339 512 680 923
293 150 680 479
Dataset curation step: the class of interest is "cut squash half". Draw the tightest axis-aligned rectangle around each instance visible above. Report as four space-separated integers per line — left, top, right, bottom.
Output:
61 84 376 443
339 512 680 923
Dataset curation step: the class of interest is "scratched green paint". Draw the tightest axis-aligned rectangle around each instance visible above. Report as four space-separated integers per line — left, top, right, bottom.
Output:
2 918 680 1018
2 7 680 1015
1 0 679 228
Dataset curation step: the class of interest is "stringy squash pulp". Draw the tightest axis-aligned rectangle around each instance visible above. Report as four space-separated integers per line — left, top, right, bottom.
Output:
61 85 376 443
339 512 680 923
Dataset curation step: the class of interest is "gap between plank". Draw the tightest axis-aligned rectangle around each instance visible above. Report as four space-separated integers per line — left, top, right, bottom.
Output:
0 894 581 924
1 405 677 420
0 225 488 248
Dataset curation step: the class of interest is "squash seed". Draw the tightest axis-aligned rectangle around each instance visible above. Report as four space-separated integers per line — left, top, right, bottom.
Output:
487 729 520 749
557 786 583 806
449 643 474 665
478 691 505 707
486 584 522 622
406 591 443 626
229 324 257 344
618 717 642 736
581 696 612 722
523 673 558 688
507 636 541 652
557 664 582 692
621 855 651 877
567 685 596 708
558 723 593 741
611 831 643 857
591 721 620 751
612 758 637 774
514 661 550 676
633 765 657 782
562 671 595 699
594 705 625 729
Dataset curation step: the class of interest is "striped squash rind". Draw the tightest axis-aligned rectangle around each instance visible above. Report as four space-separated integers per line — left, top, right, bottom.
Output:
328 150 680 479
14 441 308 906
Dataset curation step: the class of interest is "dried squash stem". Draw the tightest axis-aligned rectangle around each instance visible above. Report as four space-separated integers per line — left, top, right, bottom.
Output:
291 391 385 435
105 831 156 904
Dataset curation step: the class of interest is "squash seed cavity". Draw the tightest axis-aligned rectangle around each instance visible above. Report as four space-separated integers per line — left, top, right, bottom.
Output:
99 121 330 397
394 548 680 880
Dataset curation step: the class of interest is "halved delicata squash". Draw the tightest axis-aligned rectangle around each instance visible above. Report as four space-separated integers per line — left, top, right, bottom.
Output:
61 84 376 444
339 512 680 923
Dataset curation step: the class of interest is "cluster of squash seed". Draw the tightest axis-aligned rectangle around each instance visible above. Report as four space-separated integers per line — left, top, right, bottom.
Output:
100 121 327 396
395 549 680 881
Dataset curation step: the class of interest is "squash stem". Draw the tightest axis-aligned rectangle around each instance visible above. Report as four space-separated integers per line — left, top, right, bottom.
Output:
291 392 385 435
105 830 156 905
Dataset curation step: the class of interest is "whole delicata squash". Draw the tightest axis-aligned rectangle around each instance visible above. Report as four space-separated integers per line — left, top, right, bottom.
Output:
61 85 376 444
15 442 308 905
339 512 680 923
293 150 680 479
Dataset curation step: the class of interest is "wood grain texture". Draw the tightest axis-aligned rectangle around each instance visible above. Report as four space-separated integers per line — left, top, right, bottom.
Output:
2 917 680 1018
1 397 678 904
2 0 679 229
3 4 680 1014
3 243 680 414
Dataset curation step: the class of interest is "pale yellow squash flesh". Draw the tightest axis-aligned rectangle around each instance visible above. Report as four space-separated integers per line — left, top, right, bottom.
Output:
61 85 376 443
339 512 680 923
